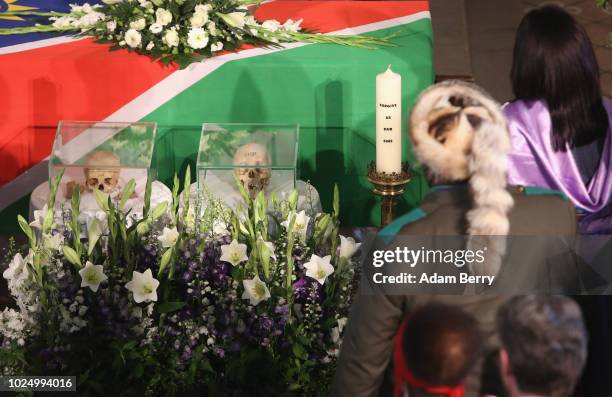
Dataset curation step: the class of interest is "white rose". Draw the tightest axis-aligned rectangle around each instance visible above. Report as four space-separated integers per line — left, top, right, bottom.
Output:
190 10 209 27
149 22 162 34
130 18 146 31
124 29 142 48
146 41 154 50
195 4 212 13
187 27 209 49
163 29 179 47
211 41 223 52
106 20 117 31
207 21 218 36
156 8 173 26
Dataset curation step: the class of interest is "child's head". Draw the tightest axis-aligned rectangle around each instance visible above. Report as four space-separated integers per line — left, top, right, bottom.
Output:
394 302 484 397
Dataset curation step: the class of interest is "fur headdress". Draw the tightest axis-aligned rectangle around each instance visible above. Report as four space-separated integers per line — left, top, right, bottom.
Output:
409 80 514 277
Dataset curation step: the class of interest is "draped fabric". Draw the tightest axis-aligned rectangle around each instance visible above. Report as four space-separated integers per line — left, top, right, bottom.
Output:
504 98 612 233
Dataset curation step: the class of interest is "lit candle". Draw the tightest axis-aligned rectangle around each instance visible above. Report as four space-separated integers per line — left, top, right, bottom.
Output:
376 65 402 174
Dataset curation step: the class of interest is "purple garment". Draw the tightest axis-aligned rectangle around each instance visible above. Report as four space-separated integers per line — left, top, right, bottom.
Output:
504 98 612 233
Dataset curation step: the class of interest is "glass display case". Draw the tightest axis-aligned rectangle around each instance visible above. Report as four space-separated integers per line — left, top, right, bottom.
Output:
197 123 299 207
48 120 158 211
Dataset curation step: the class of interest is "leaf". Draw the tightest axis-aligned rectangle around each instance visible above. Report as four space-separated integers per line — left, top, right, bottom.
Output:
48 168 65 209
287 190 299 211
143 173 152 218
17 215 35 247
63 246 81 268
136 220 150 236
42 207 55 234
119 179 136 210
87 218 103 256
93 189 110 212
313 213 331 243
333 184 340 217
234 174 251 205
157 247 173 277
151 201 168 220
157 301 186 313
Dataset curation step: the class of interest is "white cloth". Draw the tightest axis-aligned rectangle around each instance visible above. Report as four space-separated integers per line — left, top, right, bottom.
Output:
190 175 322 215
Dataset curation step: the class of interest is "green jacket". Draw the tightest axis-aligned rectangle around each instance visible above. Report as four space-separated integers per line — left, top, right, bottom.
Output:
333 185 578 397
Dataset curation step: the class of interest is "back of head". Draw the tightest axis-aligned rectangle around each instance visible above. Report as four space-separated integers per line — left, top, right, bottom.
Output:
395 303 483 396
497 295 588 397
511 5 608 150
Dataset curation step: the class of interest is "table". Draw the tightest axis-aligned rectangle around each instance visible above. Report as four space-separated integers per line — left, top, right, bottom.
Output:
0 1 433 232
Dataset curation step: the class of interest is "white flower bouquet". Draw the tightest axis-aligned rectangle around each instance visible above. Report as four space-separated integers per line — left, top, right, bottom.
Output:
0 0 395 68
0 168 362 395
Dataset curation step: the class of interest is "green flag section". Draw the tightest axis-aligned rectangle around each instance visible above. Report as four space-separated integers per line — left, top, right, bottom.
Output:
146 20 434 227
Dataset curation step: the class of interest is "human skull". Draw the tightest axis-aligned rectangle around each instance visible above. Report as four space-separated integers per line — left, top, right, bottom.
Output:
83 150 121 193
233 143 272 198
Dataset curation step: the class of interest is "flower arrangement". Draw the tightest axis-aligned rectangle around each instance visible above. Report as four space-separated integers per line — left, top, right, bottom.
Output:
0 168 362 395
0 0 394 68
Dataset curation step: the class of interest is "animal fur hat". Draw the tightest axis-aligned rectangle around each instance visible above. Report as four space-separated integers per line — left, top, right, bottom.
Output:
409 80 514 277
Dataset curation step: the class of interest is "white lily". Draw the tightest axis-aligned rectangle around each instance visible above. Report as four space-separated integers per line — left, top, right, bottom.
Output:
78 261 108 293
339 235 361 259
242 274 270 306
2 251 32 284
304 254 334 285
125 269 160 303
281 210 310 242
43 233 64 251
220 239 248 266
157 226 179 248
30 204 48 230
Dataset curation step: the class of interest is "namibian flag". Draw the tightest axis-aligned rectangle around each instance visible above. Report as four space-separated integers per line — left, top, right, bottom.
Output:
0 1 433 231
0 0 94 46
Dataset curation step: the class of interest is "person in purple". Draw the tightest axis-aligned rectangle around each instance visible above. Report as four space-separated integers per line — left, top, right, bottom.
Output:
504 5 612 234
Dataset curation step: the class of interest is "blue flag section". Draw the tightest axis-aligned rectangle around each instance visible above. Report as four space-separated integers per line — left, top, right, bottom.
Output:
0 0 99 48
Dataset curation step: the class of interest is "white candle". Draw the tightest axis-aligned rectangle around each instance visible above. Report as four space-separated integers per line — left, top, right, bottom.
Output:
376 65 402 174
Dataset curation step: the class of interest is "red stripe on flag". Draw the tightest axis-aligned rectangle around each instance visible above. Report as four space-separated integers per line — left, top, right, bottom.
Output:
0 1 428 187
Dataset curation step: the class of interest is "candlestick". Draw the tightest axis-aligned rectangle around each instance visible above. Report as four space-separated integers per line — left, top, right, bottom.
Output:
376 65 402 174
367 161 411 227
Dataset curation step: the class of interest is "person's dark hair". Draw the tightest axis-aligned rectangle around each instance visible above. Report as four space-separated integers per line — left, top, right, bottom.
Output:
511 5 609 151
497 296 588 397
402 303 483 387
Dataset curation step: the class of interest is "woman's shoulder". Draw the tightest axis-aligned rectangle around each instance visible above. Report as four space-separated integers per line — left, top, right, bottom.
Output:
503 99 546 116
503 99 548 134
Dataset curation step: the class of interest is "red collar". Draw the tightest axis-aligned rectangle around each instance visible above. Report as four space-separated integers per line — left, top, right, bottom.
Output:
394 319 466 397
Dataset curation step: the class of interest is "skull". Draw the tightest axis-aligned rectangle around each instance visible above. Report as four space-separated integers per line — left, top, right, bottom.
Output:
83 150 121 193
233 143 272 198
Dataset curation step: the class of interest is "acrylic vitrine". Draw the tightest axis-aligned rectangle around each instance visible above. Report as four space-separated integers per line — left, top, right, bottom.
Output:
48 120 158 211
196 123 299 206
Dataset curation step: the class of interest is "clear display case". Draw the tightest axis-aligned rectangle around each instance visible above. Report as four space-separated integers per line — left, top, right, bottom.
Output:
48 120 158 211
197 123 299 206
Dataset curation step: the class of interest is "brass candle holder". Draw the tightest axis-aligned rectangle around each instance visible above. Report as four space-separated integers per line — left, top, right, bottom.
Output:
367 161 412 227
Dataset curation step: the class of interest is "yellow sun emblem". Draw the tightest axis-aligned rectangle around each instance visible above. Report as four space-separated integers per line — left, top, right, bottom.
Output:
0 0 37 21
